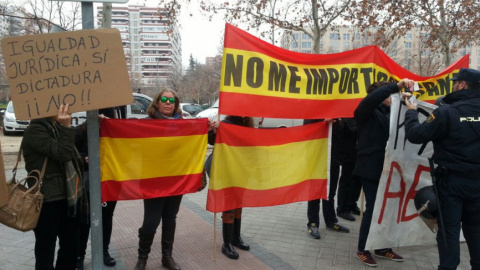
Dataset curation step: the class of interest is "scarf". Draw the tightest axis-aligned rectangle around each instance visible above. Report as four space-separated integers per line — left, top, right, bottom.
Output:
152 110 181 119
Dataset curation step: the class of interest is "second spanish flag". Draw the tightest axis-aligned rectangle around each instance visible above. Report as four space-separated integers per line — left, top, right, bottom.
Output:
206 121 329 213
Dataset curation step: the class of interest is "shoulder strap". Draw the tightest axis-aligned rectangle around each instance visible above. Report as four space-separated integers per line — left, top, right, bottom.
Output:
11 140 48 184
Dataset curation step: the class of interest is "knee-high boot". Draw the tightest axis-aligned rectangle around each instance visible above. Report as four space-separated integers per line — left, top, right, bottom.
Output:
222 222 239 259
134 228 155 270
232 218 250 250
161 225 181 270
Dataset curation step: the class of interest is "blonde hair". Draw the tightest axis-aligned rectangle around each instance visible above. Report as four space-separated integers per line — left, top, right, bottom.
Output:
147 89 182 117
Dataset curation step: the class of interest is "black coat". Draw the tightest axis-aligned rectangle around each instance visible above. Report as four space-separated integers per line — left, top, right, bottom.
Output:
23 118 77 202
405 88 480 178
353 83 399 181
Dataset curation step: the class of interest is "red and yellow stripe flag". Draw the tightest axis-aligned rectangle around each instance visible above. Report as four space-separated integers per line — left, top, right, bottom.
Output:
206 121 329 213
100 119 208 202
220 23 469 119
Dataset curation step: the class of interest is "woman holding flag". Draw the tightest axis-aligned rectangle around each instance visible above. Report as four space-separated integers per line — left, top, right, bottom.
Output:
207 115 253 260
133 89 184 270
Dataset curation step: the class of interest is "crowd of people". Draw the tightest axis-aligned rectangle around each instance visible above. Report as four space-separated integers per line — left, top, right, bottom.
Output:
20 68 480 270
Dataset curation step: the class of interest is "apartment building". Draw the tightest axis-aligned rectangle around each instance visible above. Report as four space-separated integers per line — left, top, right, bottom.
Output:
97 5 182 87
281 26 480 76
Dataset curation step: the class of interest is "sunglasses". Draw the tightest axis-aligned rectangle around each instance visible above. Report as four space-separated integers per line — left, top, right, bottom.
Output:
159 96 176 104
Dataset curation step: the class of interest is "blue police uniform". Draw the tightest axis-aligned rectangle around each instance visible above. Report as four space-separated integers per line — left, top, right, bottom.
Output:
404 69 480 270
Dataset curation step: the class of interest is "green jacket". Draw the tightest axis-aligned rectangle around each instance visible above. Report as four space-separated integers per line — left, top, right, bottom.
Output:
22 118 77 202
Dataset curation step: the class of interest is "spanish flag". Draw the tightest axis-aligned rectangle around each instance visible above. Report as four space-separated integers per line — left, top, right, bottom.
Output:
206 121 329 213
100 119 208 202
220 23 469 119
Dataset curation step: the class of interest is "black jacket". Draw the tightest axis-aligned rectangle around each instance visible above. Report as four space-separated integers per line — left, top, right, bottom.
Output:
353 83 399 181
23 118 77 202
405 88 480 178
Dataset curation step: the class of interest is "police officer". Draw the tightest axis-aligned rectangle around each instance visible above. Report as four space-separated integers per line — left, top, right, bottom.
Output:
404 68 480 270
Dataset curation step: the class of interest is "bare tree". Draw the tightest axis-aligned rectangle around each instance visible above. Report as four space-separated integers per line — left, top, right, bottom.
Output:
177 55 220 104
157 0 354 54
354 0 480 67
0 0 81 35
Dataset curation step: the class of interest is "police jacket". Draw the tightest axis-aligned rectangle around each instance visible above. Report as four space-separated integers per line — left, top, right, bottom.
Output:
353 83 399 181
405 88 480 178
23 118 77 202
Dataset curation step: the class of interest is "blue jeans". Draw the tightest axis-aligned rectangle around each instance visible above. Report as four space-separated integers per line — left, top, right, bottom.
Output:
436 172 480 270
357 176 379 252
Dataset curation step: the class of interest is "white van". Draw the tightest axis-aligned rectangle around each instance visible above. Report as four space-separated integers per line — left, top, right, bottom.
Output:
196 99 303 128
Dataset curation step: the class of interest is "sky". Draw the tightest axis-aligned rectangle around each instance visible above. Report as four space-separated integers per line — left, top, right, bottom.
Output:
111 0 228 68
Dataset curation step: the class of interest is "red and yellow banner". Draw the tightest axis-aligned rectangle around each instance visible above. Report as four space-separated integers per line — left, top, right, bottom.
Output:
206 121 329 213
220 23 469 119
100 119 208 202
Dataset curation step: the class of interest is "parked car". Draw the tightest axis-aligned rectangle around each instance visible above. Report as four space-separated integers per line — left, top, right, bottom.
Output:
1 101 30 136
196 99 303 128
180 103 202 117
71 93 192 126
71 93 153 126
196 99 219 120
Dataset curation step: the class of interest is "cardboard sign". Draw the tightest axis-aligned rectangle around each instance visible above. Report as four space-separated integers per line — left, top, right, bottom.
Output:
1 28 133 119
0 140 8 208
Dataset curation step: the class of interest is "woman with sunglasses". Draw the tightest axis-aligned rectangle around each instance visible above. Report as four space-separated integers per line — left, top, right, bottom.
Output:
207 115 253 260
133 89 183 270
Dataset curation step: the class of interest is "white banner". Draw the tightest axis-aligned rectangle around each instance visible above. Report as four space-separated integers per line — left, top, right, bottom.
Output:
365 94 438 249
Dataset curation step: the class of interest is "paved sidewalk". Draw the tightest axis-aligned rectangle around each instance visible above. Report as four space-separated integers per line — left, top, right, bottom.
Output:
0 155 472 270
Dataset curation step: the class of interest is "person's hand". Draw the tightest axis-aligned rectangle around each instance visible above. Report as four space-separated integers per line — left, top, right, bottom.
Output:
402 92 412 98
56 104 71 127
98 114 109 125
324 118 337 123
397 78 415 90
404 95 417 110
208 119 220 131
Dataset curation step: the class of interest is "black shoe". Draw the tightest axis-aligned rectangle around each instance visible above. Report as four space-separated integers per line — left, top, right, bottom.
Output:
307 223 321 239
103 251 116 267
162 255 181 270
351 206 361 215
76 256 84 270
232 239 250 251
222 243 239 259
326 223 350 233
338 211 356 221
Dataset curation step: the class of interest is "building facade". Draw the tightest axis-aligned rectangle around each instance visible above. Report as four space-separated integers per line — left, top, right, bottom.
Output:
281 26 480 76
97 5 182 87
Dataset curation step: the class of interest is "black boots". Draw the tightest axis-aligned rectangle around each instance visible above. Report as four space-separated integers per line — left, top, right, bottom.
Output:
232 218 250 251
161 225 181 270
222 223 239 259
134 229 155 270
103 249 116 266
75 256 84 270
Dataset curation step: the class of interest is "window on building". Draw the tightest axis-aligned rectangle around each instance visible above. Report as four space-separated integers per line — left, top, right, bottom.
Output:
293 33 299 40
301 33 311 40
292 42 298 48
301 50 312 53
405 33 412 40
344 41 350 49
343 33 350 40
405 42 411 48
301 41 312 48
330 33 340 40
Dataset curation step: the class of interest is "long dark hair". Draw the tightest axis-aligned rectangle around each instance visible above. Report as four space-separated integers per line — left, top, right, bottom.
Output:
366 81 391 94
